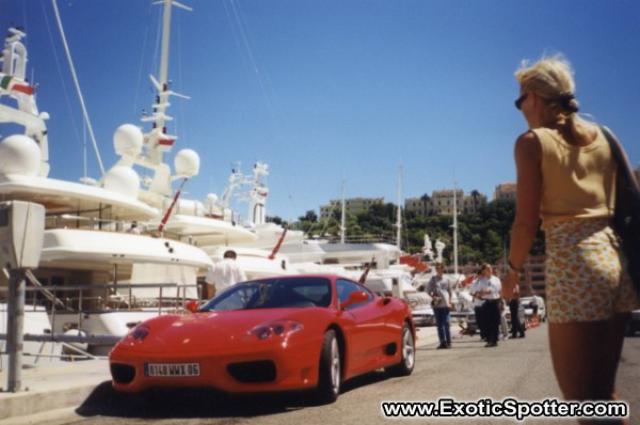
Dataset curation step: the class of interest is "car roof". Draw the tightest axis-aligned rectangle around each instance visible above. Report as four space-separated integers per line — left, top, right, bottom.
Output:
241 274 351 283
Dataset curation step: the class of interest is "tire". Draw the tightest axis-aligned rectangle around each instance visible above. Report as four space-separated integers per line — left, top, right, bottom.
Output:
315 330 341 404
625 323 634 337
386 323 416 377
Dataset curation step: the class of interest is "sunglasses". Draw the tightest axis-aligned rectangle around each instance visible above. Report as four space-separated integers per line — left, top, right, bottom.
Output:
514 93 528 110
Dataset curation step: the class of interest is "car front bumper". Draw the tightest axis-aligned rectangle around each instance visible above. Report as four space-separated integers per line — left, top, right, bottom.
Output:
110 336 322 394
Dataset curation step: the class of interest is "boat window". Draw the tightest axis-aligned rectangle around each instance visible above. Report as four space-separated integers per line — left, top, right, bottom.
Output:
200 277 332 311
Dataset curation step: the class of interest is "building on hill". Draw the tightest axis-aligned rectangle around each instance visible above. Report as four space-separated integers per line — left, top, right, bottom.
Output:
494 182 517 202
405 189 487 217
319 197 384 219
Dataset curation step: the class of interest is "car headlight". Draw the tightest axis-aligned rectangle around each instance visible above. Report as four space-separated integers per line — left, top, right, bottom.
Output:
250 320 303 340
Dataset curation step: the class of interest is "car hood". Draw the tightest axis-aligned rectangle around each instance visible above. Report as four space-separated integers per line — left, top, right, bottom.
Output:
115 308 320 355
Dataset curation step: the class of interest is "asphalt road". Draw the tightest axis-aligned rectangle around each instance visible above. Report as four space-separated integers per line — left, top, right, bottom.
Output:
14 325 640 425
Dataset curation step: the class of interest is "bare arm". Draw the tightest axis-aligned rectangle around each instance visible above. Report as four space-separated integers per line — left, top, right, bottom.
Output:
508 131 542 269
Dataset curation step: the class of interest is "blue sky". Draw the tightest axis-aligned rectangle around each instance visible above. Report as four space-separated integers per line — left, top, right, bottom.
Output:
1 0 639 222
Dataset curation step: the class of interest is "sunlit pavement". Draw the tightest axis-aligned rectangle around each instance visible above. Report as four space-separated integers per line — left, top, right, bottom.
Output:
4 324 639 425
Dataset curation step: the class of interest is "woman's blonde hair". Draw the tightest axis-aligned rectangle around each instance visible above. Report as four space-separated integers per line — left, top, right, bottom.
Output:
515 55 589 136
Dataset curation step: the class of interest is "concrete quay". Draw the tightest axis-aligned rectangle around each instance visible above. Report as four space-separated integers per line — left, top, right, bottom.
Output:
0 327 441 423
0 359 111 422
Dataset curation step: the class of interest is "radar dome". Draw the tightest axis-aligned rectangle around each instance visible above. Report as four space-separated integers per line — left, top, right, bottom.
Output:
113 124 143 157
0 135 41 176
174 149 200 177
102 165 140 198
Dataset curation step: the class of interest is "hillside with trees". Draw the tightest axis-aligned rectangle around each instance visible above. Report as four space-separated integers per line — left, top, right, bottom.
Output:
273 199 545 265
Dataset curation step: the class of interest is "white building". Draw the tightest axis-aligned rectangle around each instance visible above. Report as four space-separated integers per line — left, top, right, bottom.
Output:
320 197 384 219
494 183 517 202
405 189 487 216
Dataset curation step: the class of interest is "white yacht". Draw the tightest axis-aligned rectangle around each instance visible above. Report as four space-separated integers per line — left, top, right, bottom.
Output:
0 27 213 356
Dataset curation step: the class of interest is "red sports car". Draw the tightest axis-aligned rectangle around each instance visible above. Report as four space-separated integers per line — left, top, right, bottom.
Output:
109 274 416 403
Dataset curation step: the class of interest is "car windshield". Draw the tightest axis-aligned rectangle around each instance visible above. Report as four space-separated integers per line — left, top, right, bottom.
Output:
199 277 332 312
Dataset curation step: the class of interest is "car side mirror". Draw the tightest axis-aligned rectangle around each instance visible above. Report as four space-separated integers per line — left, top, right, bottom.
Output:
184 300 200 313
340 290 369 310
378 296 392 306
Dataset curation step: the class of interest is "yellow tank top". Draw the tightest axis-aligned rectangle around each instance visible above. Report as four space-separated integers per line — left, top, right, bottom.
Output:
533 127 616 229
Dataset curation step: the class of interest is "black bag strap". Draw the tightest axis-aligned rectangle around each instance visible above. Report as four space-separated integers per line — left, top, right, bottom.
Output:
600 125 640 200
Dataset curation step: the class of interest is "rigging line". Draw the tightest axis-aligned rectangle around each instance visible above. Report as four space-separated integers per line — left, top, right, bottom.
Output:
318 183 344 237
51 0 105 176
229 0 297 213
40 1 83 158
82 114 87 179
21 1 28 51
133 4 153 116
222 0 245 66
232 0 279 114
228 0 277 125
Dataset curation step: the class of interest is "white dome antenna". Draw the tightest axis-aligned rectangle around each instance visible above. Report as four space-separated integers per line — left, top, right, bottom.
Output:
0 135 42 177
114 124 143 158
174 148 200 178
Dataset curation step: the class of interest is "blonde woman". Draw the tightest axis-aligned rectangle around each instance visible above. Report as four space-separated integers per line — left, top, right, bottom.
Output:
504 55 638 419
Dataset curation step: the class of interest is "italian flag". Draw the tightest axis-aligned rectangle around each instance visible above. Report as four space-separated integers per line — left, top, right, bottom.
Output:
158 138 175 146
1 75 34 95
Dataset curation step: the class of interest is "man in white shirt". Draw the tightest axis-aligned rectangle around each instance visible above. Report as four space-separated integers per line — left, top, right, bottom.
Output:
470 275 487 340
472 264 502 347
205 250 247 298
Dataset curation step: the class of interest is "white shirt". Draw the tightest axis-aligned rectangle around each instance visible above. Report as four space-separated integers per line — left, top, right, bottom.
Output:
471 275 502 302
205 259 247 292
470 279 484 307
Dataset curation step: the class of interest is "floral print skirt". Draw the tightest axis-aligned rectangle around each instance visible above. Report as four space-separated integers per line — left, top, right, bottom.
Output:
545 217 639 323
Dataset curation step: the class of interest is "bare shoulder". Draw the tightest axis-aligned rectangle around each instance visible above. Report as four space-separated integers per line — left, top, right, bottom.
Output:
514 130 541 160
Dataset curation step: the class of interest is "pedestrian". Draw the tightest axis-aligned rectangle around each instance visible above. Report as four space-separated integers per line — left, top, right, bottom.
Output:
470 271 487 340
499 299 510 340
473 264 502 347
127 221 141 235
530 295 539 322
494 268 510 340
426 262 453 349
507 283 526 338
205 250 247 298
504 55 639 415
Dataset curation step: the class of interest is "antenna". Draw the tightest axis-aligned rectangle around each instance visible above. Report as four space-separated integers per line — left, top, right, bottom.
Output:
340 179 346 244
452 181 459 276
51 0 105 176
396 165 403 249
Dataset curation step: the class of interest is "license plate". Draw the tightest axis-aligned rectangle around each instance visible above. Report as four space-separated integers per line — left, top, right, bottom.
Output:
145 363 201 377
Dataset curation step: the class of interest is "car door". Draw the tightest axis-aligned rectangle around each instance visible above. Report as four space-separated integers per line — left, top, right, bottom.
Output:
336 279 389 374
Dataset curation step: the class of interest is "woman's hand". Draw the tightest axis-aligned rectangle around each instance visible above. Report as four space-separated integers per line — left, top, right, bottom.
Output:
502 270 520 299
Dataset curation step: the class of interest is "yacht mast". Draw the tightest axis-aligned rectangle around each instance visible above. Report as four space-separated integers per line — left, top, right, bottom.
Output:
396 165 402 249
452 182 459 275
143 0 191 167
340 179 346 244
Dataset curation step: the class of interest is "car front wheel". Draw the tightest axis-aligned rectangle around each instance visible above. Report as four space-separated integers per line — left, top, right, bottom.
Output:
315 330 341 404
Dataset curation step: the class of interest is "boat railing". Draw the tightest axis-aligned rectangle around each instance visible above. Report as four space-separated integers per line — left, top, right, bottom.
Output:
43 212 212 245
2 282 199 315
321 234 398 245
46 212 142 234
0 282 199 361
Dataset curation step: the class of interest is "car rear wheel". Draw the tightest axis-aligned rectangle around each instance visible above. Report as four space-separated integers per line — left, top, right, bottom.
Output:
315 330 341 404
386 323 415 377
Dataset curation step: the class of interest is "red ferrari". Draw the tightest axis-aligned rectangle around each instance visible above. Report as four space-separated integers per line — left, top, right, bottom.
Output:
109 274 416 403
